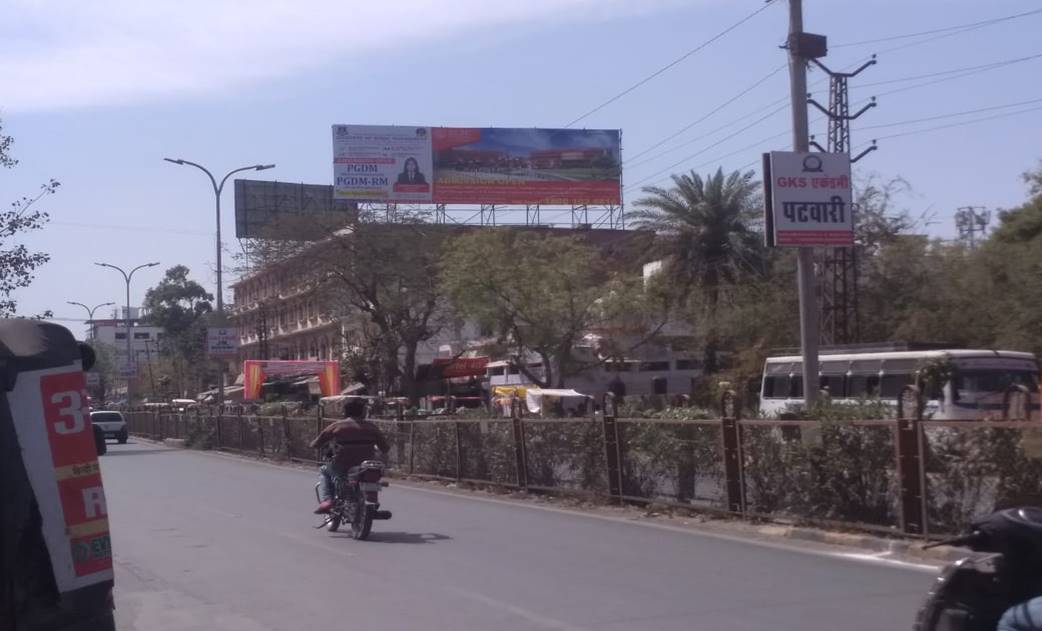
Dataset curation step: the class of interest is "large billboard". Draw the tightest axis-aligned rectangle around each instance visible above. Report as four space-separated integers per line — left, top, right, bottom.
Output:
234 179 356 239
332 125 621 205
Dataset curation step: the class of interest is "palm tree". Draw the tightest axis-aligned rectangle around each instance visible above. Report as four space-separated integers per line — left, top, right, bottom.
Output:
631 167 763 372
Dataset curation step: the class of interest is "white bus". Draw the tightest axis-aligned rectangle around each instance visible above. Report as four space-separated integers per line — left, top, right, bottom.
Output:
760 349 1040 420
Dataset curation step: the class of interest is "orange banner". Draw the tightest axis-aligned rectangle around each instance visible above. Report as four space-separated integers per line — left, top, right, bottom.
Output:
242 360 340 400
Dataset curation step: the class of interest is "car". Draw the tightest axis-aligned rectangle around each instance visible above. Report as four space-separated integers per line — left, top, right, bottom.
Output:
90 410 129 444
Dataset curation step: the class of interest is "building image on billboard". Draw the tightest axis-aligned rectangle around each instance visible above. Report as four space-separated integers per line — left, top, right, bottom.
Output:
332 125 621 206
432 128 621 205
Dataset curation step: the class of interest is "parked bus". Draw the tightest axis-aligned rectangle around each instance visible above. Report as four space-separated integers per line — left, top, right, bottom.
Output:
760 349 1040 420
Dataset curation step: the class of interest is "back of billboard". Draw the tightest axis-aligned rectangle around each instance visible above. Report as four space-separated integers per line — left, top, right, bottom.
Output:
234 179 357 239
332 125 622 206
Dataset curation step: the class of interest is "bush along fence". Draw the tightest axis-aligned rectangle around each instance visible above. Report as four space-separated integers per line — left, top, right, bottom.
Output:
124 386 1042 537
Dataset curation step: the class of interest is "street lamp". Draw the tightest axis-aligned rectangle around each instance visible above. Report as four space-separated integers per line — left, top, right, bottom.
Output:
66 301 115 341
94 262 160 398
164 158 275 406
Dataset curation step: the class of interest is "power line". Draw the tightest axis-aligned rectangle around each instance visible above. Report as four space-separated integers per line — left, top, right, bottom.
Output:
870 104 1042 142
832 8 1042 48
857 97 1042 132
855 52 1042 88
626 63 787 162
625 103 790 189
565 0 779 127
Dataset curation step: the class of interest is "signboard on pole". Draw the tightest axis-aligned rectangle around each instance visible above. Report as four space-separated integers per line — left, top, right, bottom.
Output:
763 152 853 247
207 327 239 358
333 125 622 205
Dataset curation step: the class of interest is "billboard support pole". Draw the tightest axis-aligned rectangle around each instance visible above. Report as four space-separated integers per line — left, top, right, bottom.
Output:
787 0 820 408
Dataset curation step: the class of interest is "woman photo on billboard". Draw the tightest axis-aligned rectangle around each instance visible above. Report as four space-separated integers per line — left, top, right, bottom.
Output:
397 157 427 185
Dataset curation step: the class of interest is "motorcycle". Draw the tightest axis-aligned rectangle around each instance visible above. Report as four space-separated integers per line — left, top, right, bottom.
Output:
915 506 1042 631
314 459 392 540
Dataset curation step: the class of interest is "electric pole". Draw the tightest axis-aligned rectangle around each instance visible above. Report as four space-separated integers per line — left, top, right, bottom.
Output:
787 0 820 406
954 206 990 249
807 56 878 346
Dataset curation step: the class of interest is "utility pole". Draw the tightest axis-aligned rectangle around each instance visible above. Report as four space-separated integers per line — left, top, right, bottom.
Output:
808 57 878 346
954 206 990 249
787 0 819 406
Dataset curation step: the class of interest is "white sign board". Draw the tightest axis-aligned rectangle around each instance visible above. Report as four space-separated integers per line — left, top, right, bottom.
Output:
332 125 433 203
764 152 853 247
207 327 239 358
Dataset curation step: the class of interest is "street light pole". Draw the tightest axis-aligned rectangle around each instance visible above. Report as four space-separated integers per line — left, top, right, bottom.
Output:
94 262 160 402
164 158 275 406
66 301 115 341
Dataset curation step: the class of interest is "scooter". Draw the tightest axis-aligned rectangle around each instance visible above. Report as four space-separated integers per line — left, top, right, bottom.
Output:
915 507 1042 631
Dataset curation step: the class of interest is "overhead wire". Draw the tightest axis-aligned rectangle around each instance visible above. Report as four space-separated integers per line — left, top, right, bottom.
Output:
831 8 1042 49
565 0 780 127
626 63 787 162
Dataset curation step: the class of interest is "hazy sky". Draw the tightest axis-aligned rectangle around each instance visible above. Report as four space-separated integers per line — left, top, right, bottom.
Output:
2 0 1040 337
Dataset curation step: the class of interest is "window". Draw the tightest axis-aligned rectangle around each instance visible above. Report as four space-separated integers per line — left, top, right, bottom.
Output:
640 361 670 372
488 367 506 377
134 332 150 340
114 332 127 340
675 359 701 371
763 375 789 399
605 361 631 372
789 375 804 398
820 375 845 397
880 373 914 398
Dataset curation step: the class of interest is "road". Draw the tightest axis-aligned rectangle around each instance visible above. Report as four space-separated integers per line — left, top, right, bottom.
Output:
102 441 933 631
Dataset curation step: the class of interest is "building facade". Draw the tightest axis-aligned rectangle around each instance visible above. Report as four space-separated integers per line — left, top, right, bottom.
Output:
89 319 164 372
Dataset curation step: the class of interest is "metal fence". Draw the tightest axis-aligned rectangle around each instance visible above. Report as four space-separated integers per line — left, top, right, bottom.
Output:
124 389 1042 536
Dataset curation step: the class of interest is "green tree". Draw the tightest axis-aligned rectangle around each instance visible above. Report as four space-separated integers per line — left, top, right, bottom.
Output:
631 168 763 372
0 119 58 316
143 265 214 396
441 229 655 388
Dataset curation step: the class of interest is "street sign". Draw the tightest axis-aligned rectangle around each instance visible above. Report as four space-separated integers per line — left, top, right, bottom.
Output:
763 151 853 247
85 372 101 387
207 327 239 358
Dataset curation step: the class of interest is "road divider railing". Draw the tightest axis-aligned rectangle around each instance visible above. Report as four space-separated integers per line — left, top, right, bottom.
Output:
122 391 1042 537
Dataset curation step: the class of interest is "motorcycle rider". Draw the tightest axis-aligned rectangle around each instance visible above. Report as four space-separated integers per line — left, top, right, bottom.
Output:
309 397 389 514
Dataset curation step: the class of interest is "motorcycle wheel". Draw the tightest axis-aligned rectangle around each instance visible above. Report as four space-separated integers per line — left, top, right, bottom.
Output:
351 503 373 540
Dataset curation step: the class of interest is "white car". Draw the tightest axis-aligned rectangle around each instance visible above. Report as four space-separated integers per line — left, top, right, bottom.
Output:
91 411 129 444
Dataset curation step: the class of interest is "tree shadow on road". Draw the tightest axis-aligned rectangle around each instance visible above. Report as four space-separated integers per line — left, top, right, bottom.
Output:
337 531 453 544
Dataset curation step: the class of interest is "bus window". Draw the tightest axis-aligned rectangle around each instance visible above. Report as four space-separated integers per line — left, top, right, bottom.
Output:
789 375 804 398
820 375 845 397
880 373 914 398
849 374 881 398
763 375 789 398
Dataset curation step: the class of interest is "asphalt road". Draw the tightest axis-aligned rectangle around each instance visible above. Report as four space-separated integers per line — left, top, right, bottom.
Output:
101 441 934 631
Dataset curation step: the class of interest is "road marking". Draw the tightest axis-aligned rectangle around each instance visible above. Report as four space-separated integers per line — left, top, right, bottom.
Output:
450 587 590 631
127 442 943 574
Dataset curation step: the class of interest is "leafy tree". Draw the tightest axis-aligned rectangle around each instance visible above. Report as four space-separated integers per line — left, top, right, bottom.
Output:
0 119 58 316
143 265 215 396
631 168 763 372
441 229 657 388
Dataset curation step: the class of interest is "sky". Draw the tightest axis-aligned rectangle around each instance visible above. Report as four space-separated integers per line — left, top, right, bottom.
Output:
2 0 1041 338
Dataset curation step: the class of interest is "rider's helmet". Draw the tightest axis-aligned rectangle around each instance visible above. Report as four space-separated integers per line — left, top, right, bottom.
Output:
343 397 366 420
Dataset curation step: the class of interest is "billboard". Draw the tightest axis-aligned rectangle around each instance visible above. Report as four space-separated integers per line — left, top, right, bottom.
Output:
207 327 239 358
234 179 357 239
332 125 621 205
763 152 853 247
